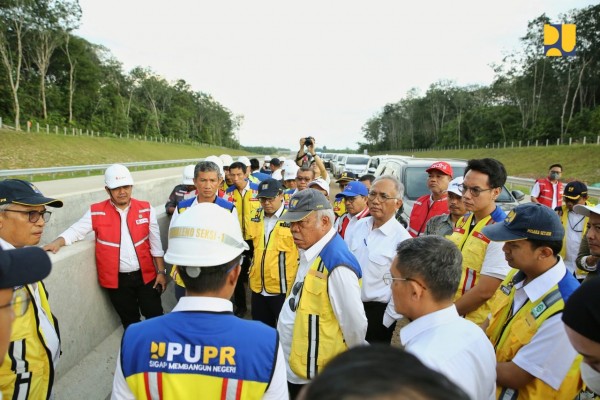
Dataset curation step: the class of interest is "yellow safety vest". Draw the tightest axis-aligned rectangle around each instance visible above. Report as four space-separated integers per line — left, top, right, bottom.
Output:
226 183 261 240
447 212 499 325
333 198 346 218
247 209 299 294
1 283 58 400
558 203 590 276
486 270 583 399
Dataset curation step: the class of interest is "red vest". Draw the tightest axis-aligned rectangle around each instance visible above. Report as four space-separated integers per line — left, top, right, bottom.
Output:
408 194 449 237
535 178 563 208
91 199 156 289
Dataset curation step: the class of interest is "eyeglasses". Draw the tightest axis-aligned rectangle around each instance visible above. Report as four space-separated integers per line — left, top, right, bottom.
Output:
288 281 304 311
457 184 494 198
367 192 398 202
2 209 52 223
0 289 31 317
382 273 427 290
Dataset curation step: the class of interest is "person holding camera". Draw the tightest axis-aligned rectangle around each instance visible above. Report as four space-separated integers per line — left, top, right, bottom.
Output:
295 137 329 184
44 164 166 329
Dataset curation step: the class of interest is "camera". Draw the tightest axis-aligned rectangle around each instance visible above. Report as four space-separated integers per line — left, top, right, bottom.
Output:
304 137 313 147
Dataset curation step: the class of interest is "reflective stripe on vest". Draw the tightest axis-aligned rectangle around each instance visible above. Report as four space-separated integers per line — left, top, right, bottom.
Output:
536 179 563 208
408 194 449 237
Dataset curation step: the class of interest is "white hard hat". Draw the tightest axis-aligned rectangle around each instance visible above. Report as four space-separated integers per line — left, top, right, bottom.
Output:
309 178 329 195
219 154 234 168
182 165 195 185
447 176 464 197
264 155 272 162
282 159 296 170
104 164 133 189
205 155 224 177
279 156 287 162
283 165 299 181
165 203 249 268
237 156 250 167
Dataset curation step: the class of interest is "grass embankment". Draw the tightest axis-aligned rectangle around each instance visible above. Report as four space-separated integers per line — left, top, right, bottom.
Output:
0 129 249 181
387 145 600 185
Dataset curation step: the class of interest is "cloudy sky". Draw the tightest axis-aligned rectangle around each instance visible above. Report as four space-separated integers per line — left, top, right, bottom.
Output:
75 0 594 150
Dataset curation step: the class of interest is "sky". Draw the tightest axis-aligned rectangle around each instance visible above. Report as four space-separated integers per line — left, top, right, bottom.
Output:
74 0 595 151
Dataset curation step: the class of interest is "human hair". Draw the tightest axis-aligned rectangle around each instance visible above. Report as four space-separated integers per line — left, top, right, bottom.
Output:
250 158 260 171
301 344 469 400
229 161 246 173
549 163 563 171
178 255 241 294
297 165 315 179
194 161 222 179
464 158 507 189
395 236 462 302
528 239 563 257
315 208 335 227
359 174 375 184
372 175 404 198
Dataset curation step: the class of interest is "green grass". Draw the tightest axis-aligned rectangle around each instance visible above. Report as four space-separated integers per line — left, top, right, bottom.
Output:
0 129 250 181
383 144 600 185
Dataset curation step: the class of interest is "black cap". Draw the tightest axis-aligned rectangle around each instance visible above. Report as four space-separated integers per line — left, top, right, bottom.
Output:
0 179 63 208
563 278 600 343
0 247 52 289
258 179 283 198
336 172 357 183
563 181 588 200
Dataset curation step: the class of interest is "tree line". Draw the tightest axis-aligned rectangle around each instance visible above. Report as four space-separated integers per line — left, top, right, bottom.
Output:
360 5 600 152
0 0 241 148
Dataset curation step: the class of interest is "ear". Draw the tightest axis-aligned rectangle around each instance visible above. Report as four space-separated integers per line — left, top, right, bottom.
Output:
395 198 403 211
228 264 241 286
537 246 555 260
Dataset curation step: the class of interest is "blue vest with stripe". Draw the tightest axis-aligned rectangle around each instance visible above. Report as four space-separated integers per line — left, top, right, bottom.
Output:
177 196 235 213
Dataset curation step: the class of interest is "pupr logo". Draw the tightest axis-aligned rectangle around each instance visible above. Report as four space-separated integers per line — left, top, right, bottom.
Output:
150 341 166 360
544 24 576 57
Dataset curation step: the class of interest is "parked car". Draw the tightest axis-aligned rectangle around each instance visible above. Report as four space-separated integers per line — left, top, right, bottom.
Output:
342 155 371 177
321 153 334 169
331 154 346 177
374 157 525 223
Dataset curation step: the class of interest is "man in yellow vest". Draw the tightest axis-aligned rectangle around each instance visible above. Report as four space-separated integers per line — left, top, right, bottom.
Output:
447 158 512 325
277 189 367 399
0 179 63 400
113 203 288 399
555 181 591 281
482 203 582 399
247 179 299 328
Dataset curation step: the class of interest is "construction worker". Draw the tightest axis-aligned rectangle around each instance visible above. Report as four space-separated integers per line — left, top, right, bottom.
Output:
574 203 600 278
308 178 330 199
219 154 234 191
0 179 63 400
250 158 270 182
282 165 299 191
425 176 467 237
205 155 227 199
283 166 314 208
170 161 237 300
531 163 564 209
247 179 299 327
447 158 511 325
112 203 288 399
482 203 582 399
238 156 260 184
408 161 452 237
44 164 166 328
164 164 196 216
226 161 261 317
333 172 357 219
333 181 370 240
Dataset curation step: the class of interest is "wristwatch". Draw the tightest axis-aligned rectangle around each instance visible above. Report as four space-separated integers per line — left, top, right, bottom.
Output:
156 270 167 275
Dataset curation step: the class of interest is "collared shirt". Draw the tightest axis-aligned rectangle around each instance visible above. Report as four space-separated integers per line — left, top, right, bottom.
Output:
347 216 411 325
169 196 237 228
59 201 164 273
335 206 370 241
0 238 61 372
112 296 288 400
531 181 560 209
564 210 586 276
425 213 457 237
277 228 367 384
401 304 496 400
510 258 579 390
271 169 282 180
261 203 286 297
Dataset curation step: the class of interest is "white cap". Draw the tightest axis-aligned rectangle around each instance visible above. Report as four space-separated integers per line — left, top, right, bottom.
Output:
282 159 296 171
279 156 287 162
219 154 234 168
205 155 224 177
308 178 329 195
182 165 195 185
104 164 133 189
237 156 251 167
264 156 272 162
574 204 600 217
165 203 249 269
447 176 464 197
283 165 299 181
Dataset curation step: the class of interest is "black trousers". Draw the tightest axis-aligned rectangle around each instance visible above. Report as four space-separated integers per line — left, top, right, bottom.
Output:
233 241 253 314
105 270 163 329
288 382 305 400
251 292 286 328
363 301 396 344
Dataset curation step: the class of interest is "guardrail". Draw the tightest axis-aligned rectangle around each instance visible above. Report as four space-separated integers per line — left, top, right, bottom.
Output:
506 177 600 200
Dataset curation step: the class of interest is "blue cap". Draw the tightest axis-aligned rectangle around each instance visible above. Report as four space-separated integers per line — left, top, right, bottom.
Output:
335 181 368 199
482 203 564 242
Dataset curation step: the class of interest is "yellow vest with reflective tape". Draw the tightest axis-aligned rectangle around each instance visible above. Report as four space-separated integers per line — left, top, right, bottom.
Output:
486 269 583 400
1 283 58 400
226 183 261 240
333 198 346 218
247 208 299 294
558 203 590 277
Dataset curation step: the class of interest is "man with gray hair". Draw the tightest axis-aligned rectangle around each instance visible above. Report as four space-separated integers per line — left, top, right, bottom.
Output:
277 189 367 398
346 175 410 343
169 160 237 299
388 235 496 400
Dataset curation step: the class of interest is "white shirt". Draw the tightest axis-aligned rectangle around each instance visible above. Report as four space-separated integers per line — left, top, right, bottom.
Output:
277 228 367 384
0 238 61 372
271 169 282 180
261 204 285 297
112 296 288 400
480 240 512 280
509 258 579 390
59 201 164 273
401 304 496 400
564 211 586 276
347 216 411 325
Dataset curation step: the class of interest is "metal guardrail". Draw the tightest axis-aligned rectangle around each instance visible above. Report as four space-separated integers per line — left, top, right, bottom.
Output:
506 177 600 199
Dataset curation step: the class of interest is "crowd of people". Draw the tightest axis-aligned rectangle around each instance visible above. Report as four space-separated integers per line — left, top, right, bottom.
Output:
0 137 599 400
